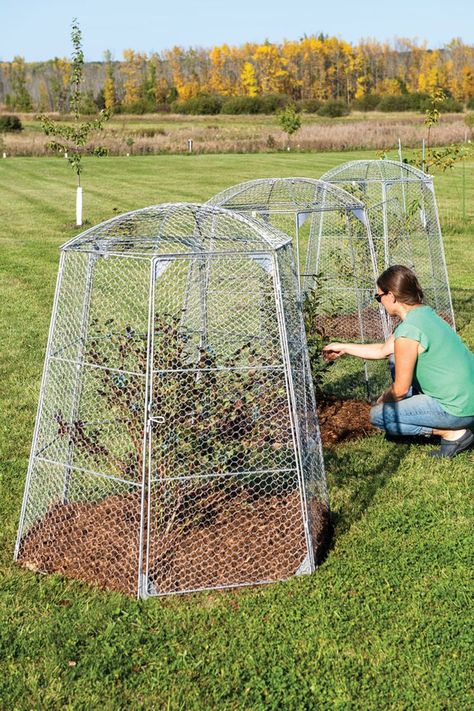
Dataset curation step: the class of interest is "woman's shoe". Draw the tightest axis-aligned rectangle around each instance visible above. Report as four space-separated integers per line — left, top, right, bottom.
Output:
428 429 474 458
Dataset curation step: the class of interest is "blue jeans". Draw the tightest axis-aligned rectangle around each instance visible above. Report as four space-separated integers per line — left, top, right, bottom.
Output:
370 395 474 436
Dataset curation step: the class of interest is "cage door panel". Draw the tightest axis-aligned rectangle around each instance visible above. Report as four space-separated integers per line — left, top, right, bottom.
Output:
145 254 307 595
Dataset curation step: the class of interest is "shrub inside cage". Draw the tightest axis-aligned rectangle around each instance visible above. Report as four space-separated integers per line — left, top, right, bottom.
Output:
320 160 455 330
207 177 390 400
15 203 329 597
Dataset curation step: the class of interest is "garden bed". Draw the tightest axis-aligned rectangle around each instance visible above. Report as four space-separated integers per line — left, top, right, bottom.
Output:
18 489 330 596
318 398 375 445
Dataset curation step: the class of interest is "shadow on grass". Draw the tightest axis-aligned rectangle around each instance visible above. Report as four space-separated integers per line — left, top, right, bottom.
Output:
323 435 411 546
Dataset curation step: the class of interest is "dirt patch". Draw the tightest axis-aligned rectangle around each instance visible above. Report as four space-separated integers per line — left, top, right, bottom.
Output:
317 309 455 341
318 398 375 446
316 307 386 341
19 493 142 594
18 489 330 597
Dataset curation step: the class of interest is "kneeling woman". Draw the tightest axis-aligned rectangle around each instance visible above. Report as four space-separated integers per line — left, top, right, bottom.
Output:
322 265 474 458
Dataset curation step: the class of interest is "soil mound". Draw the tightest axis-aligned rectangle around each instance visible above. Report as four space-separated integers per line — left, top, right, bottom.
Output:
318 399 375 446
18 489 330 596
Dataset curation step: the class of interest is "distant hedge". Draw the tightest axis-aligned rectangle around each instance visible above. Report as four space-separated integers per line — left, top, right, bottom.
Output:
220 97 263 114
0 115 23 132
377 95 413 112
317 100 350 117
296 98 322 113
352 94 381 111
171 95 223 115
419 96 464 113
40 90 467 117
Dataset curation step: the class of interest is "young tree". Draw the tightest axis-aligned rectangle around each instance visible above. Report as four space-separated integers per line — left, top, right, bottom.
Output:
408 87 472 173
38 19 110 226
277 104 301 149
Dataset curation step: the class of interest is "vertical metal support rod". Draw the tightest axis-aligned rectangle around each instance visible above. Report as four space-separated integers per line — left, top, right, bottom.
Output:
381 182 390 268
180 259 194 332
138 258 158 598
273 253 316 570
398 140 407 212
365 211 390 340
346 214 370 400
426 181 456 331
294 213 302 296
198 256 209 353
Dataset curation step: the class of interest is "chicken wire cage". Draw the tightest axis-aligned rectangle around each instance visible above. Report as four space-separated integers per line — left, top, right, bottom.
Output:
15 203 330 598
207 177 389 400
321 160 455 329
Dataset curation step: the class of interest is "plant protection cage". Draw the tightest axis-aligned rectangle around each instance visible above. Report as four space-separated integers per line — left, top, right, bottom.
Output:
321 160 455 329
15 203 329 598
207 178 389 400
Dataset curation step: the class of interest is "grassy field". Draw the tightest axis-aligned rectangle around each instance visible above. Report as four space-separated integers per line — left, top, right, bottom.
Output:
0 151 473 709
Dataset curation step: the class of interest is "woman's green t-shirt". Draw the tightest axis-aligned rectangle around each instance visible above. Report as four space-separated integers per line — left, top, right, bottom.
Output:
394 305 474 417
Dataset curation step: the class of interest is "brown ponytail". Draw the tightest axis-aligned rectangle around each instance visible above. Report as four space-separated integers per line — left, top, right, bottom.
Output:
376 265 424 305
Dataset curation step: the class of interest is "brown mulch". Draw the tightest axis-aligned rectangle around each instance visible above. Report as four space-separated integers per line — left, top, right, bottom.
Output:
316 307 386 341
318 398 375 446
316 308 454 341
18 488 331 597
18 399 374 596
19 493 143 594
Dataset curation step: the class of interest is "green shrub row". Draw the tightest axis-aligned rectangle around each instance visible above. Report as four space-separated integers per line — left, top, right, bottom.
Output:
353 92 464 113
1 92 469 120
166 92 465 116
167 94 352 117
0 114 23 132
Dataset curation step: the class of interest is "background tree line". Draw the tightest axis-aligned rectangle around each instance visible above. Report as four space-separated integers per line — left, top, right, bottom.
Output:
1 35 473 115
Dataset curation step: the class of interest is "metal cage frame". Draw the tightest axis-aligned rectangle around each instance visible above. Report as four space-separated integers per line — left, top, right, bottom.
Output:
207 177 390 400
15 203 329 598
321 160 456 330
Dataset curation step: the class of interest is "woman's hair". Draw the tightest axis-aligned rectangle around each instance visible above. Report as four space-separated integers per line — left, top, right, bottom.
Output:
376 265 424 305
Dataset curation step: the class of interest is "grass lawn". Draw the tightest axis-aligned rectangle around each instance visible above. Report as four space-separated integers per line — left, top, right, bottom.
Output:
0 151 473 708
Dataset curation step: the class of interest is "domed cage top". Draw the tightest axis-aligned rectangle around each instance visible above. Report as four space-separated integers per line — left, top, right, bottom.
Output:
15 203 329 598
321 160 455 330
207 178 389 401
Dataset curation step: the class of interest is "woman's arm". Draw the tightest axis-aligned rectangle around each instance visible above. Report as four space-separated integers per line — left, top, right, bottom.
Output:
377 337 418 403
323 335 395 361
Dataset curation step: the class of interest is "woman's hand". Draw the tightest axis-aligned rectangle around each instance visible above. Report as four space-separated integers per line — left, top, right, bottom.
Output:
322 343 346 362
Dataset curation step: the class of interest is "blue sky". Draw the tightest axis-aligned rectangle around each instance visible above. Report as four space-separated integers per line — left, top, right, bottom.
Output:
1 0 472 61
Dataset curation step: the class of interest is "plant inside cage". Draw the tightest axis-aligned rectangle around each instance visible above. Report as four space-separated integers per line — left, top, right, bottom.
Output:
16 203 330 597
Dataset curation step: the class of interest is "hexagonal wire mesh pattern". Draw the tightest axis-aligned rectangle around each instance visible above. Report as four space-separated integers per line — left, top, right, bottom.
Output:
320 160 455 330
15 203 329 598
207 178 390 400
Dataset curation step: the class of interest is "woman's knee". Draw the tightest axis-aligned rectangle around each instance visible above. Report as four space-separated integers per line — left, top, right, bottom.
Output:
370 403 385 429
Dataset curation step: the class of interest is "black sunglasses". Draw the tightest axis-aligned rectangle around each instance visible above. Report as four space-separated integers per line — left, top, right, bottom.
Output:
374 292 387 303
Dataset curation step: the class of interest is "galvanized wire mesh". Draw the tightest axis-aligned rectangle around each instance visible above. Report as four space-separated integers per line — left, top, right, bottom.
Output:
207 178 389 400
15 203 329 598
321 160 455 330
